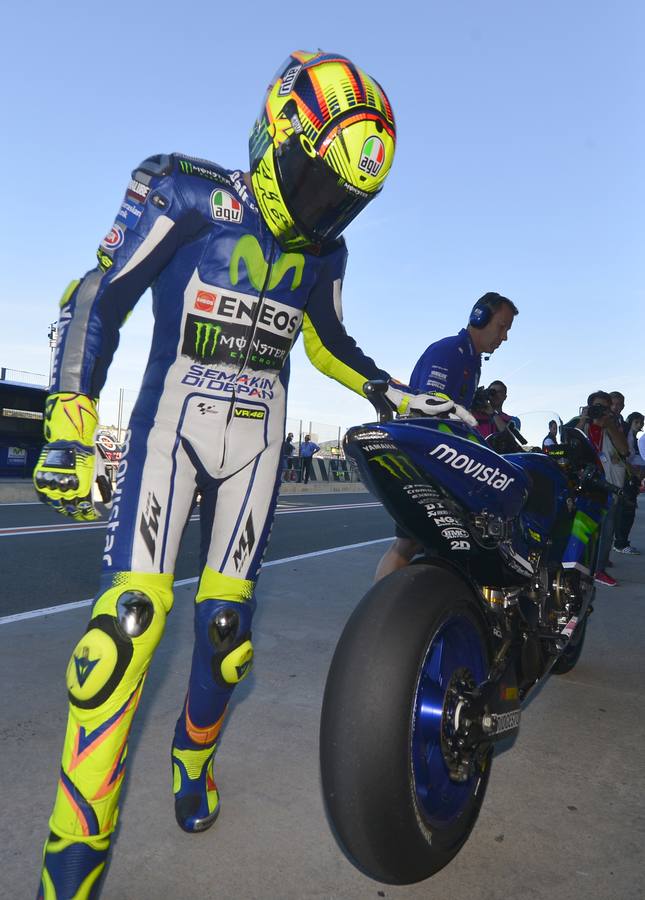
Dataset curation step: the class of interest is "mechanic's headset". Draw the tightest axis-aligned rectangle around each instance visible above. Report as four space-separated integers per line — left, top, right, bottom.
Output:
468 292 504 329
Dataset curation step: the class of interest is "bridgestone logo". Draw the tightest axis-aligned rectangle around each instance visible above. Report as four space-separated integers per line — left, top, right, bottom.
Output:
494 710 521 733
430 443 515 492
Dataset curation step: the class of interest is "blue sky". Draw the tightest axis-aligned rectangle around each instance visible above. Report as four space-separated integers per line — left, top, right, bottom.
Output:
1 0 643 439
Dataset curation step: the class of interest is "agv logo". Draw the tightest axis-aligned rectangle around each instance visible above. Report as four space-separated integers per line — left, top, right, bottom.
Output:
358 137 385 177
210 189 243 224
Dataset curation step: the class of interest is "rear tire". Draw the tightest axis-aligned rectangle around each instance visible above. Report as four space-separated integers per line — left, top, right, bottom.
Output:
320 564 493 884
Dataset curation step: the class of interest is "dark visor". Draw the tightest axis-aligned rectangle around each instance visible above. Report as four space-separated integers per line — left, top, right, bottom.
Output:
274 134 376 244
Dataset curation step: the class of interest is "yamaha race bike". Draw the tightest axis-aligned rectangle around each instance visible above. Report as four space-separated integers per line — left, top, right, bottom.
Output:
319 383 614 884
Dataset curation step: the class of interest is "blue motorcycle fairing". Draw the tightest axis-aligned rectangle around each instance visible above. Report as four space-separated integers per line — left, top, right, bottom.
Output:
378 417 530 520
504 451 571 550
345 420 533 586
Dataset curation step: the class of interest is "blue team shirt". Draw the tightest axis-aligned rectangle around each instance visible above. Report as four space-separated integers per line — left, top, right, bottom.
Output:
409 328 481 408
300 441 320 458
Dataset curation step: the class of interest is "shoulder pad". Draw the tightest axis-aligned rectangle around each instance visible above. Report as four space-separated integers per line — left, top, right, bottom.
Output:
132 154 174 179
173 154 232 186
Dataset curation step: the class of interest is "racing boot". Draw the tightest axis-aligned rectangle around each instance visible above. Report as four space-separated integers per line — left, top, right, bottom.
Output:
171 570 255 832
38 832 110 899
171 738 221 833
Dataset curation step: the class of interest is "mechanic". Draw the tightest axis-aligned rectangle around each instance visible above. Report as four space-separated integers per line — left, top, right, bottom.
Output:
374 292 518 581
33 51 473 899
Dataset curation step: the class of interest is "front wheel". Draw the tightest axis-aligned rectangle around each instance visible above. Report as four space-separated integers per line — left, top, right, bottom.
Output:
320 564 493 884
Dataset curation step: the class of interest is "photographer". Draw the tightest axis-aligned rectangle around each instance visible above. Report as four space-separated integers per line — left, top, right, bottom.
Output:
574 391 628 586
473 380 517 439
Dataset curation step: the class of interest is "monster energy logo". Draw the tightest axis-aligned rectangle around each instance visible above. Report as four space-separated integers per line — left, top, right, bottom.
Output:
195 321 221 358
182 315 224 363
179 159 193 174
370 452 423 481
230 234 304 292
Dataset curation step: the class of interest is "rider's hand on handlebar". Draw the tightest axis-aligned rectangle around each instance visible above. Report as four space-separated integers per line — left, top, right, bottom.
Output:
385 383 477 427
33 392 106 521
447 403 478 427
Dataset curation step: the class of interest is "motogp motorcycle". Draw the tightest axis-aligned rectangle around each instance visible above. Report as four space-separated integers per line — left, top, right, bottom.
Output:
319 382 614 884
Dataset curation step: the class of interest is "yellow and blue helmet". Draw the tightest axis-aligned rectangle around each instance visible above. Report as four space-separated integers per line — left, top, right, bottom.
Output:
249 50 396 250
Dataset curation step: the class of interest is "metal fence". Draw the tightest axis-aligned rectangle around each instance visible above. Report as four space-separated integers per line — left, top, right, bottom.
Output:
0 368 48 386
284 417 346 457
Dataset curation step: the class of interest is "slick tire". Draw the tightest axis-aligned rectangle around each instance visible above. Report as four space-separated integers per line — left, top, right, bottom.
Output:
320 564 492 885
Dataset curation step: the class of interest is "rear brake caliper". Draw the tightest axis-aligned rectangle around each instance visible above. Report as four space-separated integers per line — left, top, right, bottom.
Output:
442 666 522 783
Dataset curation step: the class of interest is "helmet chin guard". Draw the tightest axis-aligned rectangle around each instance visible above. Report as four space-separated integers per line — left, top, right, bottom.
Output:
249 51 396 250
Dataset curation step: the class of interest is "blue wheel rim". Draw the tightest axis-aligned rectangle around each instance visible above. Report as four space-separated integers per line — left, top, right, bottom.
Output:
412 614 487 826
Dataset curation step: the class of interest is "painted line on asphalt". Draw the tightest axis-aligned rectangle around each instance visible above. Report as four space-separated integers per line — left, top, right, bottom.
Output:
0 502 381 538
0 536 392 626
0 490 369 509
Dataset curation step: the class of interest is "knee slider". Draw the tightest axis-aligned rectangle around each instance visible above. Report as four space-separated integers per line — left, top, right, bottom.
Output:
66 584 170 710
201 601 254 686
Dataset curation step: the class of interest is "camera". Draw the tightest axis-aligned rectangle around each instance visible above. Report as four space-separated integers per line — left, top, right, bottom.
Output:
472 386 495 410
587 403 611 420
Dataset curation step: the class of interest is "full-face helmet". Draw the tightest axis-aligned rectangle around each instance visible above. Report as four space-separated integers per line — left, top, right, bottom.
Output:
249 51 396 250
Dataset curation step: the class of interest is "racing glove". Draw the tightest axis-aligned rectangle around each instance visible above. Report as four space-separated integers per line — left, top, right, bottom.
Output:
385 383 477 427
33 392 109 520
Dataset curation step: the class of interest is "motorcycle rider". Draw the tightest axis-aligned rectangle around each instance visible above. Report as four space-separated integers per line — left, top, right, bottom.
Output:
374 292 517 581
32 51 474 898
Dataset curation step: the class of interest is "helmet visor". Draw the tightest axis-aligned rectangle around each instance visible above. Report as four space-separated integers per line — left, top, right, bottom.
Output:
274 134 376 244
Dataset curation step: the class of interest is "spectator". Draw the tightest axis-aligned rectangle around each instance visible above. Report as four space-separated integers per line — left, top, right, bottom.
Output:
299 434 320 484
375 292 518 581
614 412 645 554
282 432 295 476
542 419 558 450
574 391 628 586
638 428 645 465
473 380 517 439
609 391 625 428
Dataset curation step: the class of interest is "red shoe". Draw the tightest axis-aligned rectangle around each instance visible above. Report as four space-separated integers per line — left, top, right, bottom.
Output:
594 571 618 587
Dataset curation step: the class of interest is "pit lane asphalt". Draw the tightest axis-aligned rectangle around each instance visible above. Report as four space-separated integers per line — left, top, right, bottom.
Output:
1 511 643 899
0 491 392 618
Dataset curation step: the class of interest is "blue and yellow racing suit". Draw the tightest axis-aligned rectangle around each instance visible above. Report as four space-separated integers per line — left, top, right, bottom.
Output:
39 153 394 896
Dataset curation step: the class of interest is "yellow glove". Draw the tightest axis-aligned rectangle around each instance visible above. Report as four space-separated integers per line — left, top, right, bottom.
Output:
33 392 104 521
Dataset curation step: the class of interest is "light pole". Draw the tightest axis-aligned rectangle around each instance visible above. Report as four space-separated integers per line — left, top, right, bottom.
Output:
47 322 58 387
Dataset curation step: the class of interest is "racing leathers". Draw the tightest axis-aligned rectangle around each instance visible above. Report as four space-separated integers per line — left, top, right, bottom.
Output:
37 152 410 895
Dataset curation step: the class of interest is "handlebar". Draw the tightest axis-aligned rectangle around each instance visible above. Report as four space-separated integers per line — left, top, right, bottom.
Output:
506 419 528 445
363 380 394 424
580 464 622 497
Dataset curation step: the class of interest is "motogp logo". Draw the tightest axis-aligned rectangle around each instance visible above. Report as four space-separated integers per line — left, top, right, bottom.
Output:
358 137 385 177
100 224 124 251
211 190 243 224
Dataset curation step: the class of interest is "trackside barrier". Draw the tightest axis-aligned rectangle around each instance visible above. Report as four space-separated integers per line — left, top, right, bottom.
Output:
281 458 361 483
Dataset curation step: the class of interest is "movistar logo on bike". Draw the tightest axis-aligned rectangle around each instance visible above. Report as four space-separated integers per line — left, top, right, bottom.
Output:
182 315 223 363
430 443 516 492
211 189 243 224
